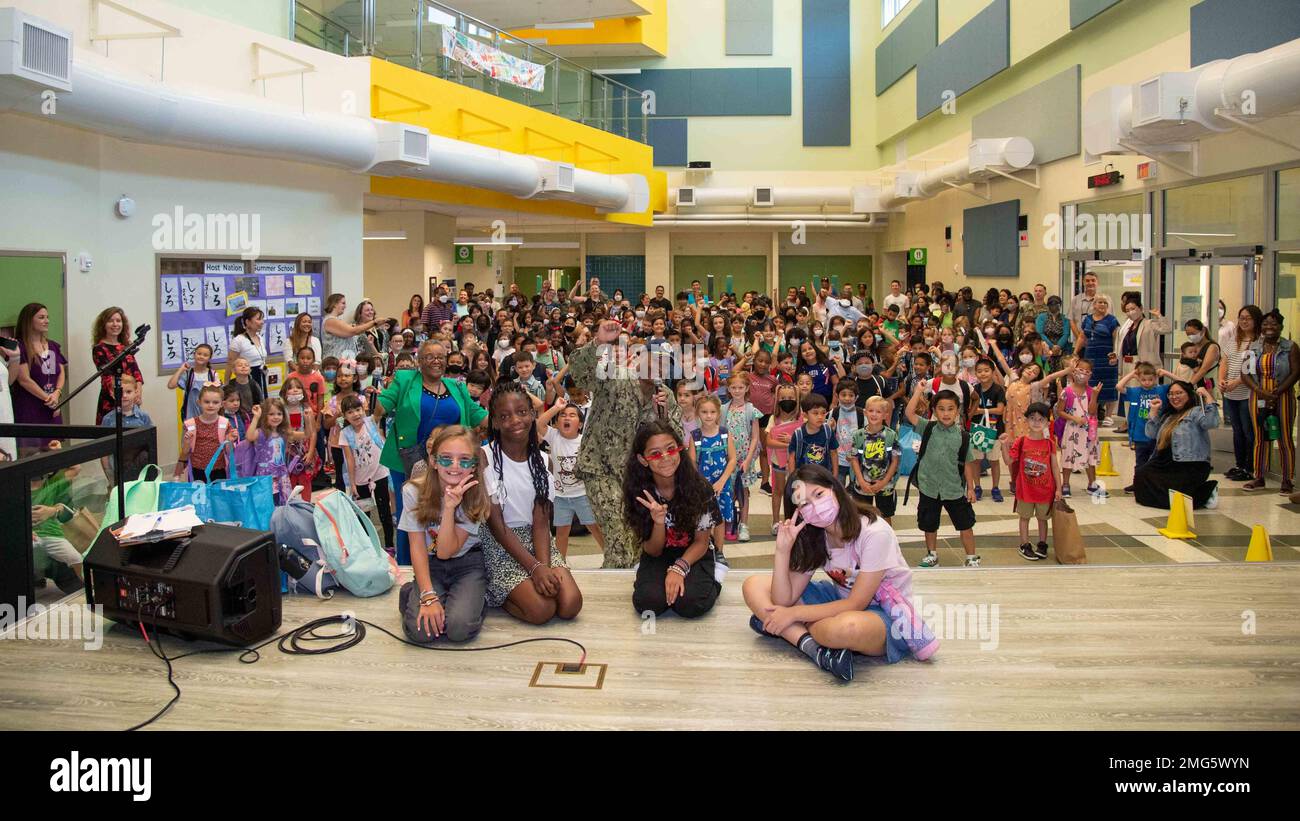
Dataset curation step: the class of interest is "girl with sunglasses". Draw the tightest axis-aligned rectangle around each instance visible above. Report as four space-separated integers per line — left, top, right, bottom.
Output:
397 425 490 644
624 421 723 619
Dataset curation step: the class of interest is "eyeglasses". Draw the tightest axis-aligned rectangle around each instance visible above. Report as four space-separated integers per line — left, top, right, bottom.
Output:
433 455 478 469
644 445 685 461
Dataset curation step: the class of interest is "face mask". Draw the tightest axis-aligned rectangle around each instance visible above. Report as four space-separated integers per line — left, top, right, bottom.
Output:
961 358 976 369
874 334 883 344
814 329 823 337
799 492 840 528
856 364 874 378
1075 371 1089 383
498 339 510 348
931 306 943 316
537 342 549 353
286 392 303 403
1020 300 1032 311
439 295 451 303
1019 353 1034 364
1218 306 1226 319
998 337 1012 347
446 365 464 376
1126 307 1142 319
829 341 841 350
355 365 368 377
941 361 957 376
984 328 995 338
323 370 336 381
1187 332 1203 344
778 398 797 413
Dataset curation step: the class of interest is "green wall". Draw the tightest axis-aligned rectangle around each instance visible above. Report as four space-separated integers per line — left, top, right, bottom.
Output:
0 255 66 348
673 256 767 301
778 255 872 298
512 266 580 297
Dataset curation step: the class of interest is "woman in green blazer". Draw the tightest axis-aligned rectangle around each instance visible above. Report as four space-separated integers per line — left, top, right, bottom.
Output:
374 340 487 563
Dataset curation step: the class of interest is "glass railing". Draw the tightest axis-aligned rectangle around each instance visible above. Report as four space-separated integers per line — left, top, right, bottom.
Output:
292 0 648 144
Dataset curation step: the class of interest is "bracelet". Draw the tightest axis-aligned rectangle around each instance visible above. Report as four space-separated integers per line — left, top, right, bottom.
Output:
527 561 543 576
672 558 691 575
419 593 440 606
668 564 688 578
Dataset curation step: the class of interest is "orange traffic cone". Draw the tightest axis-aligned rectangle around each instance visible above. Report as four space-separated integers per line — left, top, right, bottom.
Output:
1245 525 1273 562
1158 490 1197 539
1096 441 1120 476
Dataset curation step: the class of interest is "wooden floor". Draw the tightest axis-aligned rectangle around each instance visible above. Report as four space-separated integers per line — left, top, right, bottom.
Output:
2 564 1299 730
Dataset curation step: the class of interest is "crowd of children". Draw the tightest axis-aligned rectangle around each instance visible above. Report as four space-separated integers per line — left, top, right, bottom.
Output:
26 276 1287 683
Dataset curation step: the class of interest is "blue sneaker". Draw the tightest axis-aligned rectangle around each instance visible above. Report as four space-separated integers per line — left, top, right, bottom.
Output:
814 646 855 682
974 485 983 501
1061 486 1072 498
749 615 778 638
991 487 1004 503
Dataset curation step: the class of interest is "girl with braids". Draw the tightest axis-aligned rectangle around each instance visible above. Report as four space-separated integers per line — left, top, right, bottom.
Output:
624 422 723 619
741 464 932 683
479 382 583 624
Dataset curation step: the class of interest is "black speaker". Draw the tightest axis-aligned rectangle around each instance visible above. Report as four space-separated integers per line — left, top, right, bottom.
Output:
84 523 282 646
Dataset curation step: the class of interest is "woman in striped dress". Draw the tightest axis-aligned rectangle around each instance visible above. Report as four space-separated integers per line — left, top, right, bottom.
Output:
1241 311 1299 495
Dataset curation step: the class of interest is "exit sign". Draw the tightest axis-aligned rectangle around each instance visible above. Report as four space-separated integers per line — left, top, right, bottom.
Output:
1088 170 1123 188
908 247 927 266
1137 161 1158 180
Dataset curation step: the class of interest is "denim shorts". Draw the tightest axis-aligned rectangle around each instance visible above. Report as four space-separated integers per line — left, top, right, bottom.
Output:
799 579 909 664
553 493 597 527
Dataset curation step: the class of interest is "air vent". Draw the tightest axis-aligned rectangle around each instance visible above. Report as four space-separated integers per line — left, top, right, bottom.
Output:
753 187 775 207
677 187 695 206
535 160 576 194
373 122 430 167
0 9 73 91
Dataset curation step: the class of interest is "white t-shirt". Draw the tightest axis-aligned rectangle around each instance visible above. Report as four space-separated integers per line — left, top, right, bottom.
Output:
821 515 913 601
481 445 555 527
543 428 586 498
398 481 481 559
229 332 266 369
883 293 910 315
341 418 389 486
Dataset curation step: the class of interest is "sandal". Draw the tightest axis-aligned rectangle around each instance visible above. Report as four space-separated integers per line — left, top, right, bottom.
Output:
1280 482 1295 496
1243 479 1267 492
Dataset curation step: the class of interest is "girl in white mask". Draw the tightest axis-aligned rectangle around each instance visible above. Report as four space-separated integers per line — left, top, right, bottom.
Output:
741 465 935 683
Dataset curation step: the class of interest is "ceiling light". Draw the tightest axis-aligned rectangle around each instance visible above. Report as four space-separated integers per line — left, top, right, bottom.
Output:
364 231 407 240
454 236 524 246
540 21 596 29
521 241 580 249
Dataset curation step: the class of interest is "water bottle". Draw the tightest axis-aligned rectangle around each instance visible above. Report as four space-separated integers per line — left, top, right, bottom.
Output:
1265 413 1281 442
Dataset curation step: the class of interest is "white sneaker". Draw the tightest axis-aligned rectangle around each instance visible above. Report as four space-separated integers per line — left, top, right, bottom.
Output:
964 555 981 568
1101 417 1115 427
771 523 779 535
1206 487 1220 509
739 524 751 542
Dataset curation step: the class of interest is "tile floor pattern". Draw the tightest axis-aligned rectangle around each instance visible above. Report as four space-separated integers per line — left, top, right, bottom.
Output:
562 432 1300 569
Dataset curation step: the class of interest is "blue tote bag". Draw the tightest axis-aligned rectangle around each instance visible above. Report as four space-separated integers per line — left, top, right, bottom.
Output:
158 443 275 531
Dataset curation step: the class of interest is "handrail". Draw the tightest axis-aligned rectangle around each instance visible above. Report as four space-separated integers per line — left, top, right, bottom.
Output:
422 0 644 101
291 0 647 143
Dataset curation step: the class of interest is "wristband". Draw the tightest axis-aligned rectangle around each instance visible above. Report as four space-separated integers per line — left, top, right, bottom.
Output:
668 564 688 578
672 558 691 575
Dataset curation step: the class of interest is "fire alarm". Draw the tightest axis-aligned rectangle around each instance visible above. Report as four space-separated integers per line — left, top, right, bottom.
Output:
115 196 135 218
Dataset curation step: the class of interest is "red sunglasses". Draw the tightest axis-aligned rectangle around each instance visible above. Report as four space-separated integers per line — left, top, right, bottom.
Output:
644 445 685 461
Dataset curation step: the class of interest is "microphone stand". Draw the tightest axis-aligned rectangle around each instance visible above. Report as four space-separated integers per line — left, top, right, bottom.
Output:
56 325 150 522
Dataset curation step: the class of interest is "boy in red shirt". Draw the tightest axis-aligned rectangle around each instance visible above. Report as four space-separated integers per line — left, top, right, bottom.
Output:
1000 402 1061 561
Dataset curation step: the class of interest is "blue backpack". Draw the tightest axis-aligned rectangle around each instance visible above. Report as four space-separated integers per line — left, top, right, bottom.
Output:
311 489 396 597
270 499 341 599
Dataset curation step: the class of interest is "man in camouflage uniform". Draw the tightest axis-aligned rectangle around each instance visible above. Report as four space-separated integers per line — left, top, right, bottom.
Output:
569 320 682 568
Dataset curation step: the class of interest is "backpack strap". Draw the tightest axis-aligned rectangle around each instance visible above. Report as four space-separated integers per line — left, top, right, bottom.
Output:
903 422 939 506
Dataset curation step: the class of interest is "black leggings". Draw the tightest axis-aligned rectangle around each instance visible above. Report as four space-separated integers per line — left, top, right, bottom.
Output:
331 446 346 491
355 480 394 548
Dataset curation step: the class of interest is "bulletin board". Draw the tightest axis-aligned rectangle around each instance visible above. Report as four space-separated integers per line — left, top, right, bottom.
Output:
156 257 329 372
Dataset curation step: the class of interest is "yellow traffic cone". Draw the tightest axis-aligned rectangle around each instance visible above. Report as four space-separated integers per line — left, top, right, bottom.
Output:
1096 441 1120 476
1158 490 1197 539
1245 525 1273 562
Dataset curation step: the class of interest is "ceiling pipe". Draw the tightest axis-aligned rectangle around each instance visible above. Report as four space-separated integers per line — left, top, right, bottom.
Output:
0 50 647 213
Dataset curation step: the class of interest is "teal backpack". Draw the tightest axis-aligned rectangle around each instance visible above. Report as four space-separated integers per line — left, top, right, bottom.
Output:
311 489 397 597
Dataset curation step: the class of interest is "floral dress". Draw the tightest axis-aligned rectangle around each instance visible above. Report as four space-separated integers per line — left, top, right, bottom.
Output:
1004 380 1032 440
694 429 735 524
1059 385 1099 470
724 401 762 488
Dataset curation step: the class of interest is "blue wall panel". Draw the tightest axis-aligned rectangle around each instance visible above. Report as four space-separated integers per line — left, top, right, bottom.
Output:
875 0 937 95
1191 0 1300 66
915 0 1010 119
963 199 1021 278
802 0 851 146
647 118 688 167
585 256 646 300
624 69 792 117
1069 0 1122 29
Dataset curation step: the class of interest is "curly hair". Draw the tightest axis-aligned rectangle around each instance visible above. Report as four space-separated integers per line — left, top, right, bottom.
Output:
623 421 717 543
487 380 551 516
